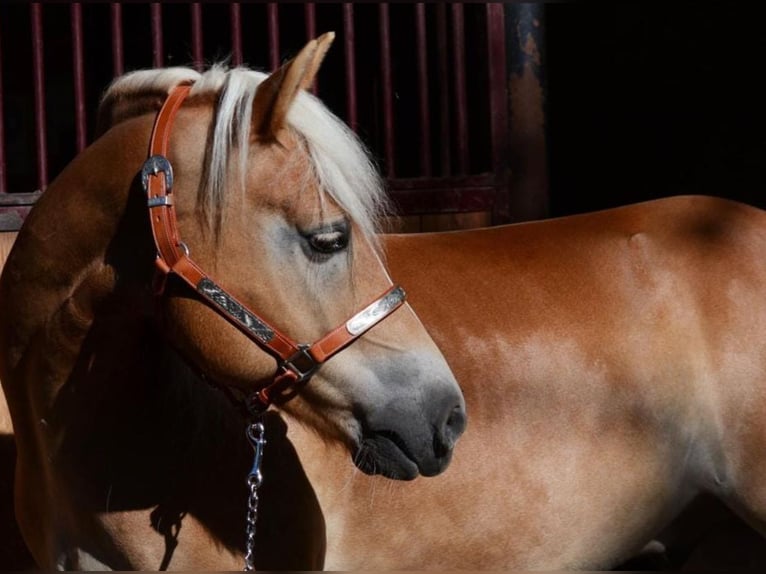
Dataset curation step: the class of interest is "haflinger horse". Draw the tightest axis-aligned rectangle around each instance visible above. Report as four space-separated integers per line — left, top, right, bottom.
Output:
2 33 766 571
0 33 467 569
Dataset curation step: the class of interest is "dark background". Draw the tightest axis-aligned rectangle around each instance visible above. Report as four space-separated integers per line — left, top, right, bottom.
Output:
545 2 766 216
1 2 764 220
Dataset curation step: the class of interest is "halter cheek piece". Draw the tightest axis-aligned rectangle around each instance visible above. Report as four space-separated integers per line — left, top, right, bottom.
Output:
141 83 406 412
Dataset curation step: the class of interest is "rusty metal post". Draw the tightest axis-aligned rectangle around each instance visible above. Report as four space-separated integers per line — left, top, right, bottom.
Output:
267 3 279 70
190 3 204 71
342 4 357 132
71 3 87 152
110 4 124 77
230 4 243 66
31 3 48 191
451 4 469 175
506 3 549 222
415 3 431 177
151 3 164 68
379 3 395 178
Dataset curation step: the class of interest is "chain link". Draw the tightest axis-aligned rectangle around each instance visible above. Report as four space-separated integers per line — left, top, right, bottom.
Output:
244 421 266 571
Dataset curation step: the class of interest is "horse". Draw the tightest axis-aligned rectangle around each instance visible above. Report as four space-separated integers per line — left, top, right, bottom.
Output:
0 33 466 569
3 32 766 571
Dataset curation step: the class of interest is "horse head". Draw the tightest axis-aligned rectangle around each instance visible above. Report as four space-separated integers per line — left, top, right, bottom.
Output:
103 34 465 480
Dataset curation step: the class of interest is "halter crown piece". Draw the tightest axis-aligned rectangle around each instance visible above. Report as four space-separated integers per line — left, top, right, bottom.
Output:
141 83 406 413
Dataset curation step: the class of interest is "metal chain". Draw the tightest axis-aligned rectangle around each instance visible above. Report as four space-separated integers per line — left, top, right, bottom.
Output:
244 421 266 571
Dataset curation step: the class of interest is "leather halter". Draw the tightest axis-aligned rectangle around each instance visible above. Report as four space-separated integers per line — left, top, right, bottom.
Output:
141 83 406 412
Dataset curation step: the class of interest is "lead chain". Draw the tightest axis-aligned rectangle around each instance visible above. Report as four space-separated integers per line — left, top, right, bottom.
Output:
244 421 266 571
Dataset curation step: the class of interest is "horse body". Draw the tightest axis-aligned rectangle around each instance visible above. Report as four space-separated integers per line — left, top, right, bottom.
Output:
278 194 766 569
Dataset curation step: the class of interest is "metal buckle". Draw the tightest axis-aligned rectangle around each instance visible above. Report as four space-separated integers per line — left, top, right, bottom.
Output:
279 344 318 383
141 154 174 192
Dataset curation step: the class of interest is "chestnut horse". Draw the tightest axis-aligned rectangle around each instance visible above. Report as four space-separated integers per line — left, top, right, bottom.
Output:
3 34 766 570
0 35 466 569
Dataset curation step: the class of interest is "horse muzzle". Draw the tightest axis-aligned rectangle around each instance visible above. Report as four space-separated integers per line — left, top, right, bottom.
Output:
355 388 467 480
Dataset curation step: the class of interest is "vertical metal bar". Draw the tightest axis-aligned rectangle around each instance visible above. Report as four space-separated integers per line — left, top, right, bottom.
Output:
486 4 509 173
379 3 395 177
191 3 204 71
305 4 316 42
485 3 510 222
110 3 124 77
415 3 431 176
342 4 357 131
0 16 6 194
267 3 279 70
230 3 243 66
485 3 510 223
506 3 549 222
451 3 469 174
436 3 451 176
71 3 87 152
31 3 48 190
151 3 164 68
305 4 317 94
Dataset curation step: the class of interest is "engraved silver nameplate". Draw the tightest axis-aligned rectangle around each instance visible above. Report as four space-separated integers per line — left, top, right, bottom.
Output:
197 278 275 343
346 286 406 336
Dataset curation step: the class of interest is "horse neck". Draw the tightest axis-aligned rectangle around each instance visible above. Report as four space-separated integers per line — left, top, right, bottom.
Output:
0 115 159 450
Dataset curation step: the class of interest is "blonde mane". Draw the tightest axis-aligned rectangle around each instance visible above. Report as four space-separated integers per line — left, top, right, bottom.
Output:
98 65 389 238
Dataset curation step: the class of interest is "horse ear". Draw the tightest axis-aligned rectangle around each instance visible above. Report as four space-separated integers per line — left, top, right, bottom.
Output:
252 32 335 139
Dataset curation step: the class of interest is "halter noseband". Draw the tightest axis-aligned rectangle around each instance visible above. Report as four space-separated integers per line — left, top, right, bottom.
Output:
141 83 406 412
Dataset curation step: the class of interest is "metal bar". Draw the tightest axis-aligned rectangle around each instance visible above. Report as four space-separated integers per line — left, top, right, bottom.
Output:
305 4 317 94
230 4 243 66
486 4 508 174
305 4 316 42
191 3 204 71
267 3 279 70
31 3 48 190
485 3 509 223
436 3 450 176
506 3 549 222
342 4 357 131
0 17 6 194
71 3 87 152
110 3 124 76
379 3 395 178
415 3 431 176
451 3 469 174
151 3 163 68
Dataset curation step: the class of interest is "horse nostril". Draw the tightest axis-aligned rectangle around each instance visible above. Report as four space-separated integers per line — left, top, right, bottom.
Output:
446 404 467 438
433 405 467 458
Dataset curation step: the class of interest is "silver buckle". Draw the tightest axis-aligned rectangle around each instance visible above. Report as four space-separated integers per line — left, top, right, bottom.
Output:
280 344 318 383
141 154 174 192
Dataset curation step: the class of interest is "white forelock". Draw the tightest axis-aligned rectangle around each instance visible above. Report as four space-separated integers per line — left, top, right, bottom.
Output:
100 64 388 238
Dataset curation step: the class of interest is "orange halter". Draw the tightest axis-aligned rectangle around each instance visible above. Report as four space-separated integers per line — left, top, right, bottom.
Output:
141 83 406 412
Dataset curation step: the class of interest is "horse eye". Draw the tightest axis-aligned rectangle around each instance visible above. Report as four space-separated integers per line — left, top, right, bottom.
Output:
307 228 349 254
